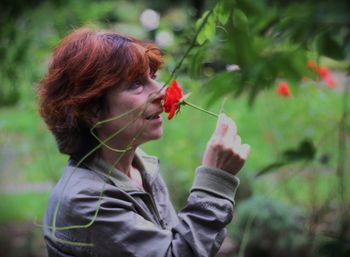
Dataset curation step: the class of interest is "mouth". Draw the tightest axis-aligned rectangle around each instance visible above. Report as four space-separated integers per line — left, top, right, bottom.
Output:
145 112 162 120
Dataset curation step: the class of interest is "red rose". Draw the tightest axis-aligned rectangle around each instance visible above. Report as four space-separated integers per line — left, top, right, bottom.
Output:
276 81 291 97
162 79 218 120
163 80 184 120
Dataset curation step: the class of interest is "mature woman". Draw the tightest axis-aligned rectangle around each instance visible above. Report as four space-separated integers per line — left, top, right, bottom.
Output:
38 27 250 257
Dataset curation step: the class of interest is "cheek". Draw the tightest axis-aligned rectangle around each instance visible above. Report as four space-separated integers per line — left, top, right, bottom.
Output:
111 100 146 119
107 104 137 123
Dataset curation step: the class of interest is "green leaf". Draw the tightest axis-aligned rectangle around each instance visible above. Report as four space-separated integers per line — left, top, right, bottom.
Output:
196 29 207 45
214 0 232 25
195 10 216 45
282 139 316 162
232 9 249 33
204 14 216 43
204 71 241 106
256 139 316 177
195 11 211 45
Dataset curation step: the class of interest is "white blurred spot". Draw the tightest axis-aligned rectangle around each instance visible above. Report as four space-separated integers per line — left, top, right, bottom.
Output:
155 31 174 48
140 9 160 31
226 64 240 72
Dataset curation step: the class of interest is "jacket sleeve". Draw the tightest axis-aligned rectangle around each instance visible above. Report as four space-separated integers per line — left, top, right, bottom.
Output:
64 166 239 257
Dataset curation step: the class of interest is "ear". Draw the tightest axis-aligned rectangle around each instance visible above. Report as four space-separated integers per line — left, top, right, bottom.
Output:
85 105 102 128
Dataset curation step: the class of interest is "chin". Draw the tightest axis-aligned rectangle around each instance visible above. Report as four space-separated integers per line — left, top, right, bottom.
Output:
150 130 163 140
138 130 163 145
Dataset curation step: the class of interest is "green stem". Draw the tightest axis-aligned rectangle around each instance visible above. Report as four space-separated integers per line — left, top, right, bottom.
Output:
183 100 218 118
165 10 213 86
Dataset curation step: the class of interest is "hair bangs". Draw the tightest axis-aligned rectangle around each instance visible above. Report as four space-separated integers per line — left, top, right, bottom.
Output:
123 43 150 82
145 45 163 74
123 42 163 82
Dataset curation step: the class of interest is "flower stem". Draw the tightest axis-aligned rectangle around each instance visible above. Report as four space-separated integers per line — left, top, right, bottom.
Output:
183 101 218 118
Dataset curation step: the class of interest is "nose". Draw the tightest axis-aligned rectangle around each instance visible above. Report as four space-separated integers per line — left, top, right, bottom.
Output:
149 80 165 102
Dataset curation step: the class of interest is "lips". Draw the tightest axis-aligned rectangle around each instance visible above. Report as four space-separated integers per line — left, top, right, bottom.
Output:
145 111 162 120
145 114 160 120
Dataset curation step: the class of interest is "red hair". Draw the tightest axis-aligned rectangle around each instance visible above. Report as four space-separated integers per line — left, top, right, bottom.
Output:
37 27 163 160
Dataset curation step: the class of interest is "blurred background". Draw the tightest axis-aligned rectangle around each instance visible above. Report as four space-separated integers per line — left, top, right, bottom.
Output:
0 0 349 256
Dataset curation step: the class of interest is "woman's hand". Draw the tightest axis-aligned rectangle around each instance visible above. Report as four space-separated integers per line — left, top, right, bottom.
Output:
202 113 250 175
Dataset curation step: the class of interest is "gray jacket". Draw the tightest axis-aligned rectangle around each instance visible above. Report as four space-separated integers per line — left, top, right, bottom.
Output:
43 149 240 257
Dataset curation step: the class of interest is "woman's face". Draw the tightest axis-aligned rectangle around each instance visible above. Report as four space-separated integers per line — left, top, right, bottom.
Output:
97 71 164 149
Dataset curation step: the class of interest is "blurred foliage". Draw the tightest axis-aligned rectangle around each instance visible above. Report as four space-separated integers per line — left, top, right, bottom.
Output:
1 0 349 106
0 0 58 106
182 0 350 105
0 0 146 107
230 196 310 257
316 237 350 257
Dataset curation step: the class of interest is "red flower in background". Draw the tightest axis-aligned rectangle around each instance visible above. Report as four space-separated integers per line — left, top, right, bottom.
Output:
307 60 318 70
277 81 292 97
163 80 184 120
324 76 336 88
318 67 330 78
307 60 336 88
317 67 336 88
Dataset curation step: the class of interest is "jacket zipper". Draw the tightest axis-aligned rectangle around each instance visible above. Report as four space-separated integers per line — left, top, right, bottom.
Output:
130 191 165 229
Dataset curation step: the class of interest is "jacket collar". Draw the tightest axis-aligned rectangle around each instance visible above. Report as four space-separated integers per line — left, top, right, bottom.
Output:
86 148 160 192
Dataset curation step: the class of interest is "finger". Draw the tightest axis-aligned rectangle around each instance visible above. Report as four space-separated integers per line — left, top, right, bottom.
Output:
222 117 237 146
214 113 229 137
231 135 241 153
227 116 237 136
234 135 241 146
239 144 250 159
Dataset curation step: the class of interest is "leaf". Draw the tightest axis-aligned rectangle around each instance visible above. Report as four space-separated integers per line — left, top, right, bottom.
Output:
196 12 216 45
282 139 316 162
196 29 207 45
214 0 233 25
232 9 249 33
204 14 216 43
203 71 241 107
256 139 316 177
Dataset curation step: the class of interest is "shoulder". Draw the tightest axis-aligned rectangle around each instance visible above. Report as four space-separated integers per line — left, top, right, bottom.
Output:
59 161 108 195
47 163 105 214
45 162 134 223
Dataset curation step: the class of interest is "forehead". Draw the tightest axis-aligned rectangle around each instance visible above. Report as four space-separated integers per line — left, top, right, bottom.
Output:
109 40 162 80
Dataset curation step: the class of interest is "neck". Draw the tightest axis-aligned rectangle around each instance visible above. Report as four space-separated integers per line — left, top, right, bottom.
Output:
99 146 136 176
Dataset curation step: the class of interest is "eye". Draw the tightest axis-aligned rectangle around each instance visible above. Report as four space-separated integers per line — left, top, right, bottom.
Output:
150 72 157 80
128 80 144 91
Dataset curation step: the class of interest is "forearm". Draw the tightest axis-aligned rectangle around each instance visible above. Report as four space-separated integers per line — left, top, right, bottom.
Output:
170 166 239 257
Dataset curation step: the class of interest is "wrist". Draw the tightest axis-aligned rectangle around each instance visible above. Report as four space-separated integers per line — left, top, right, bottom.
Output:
191 166 240 204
